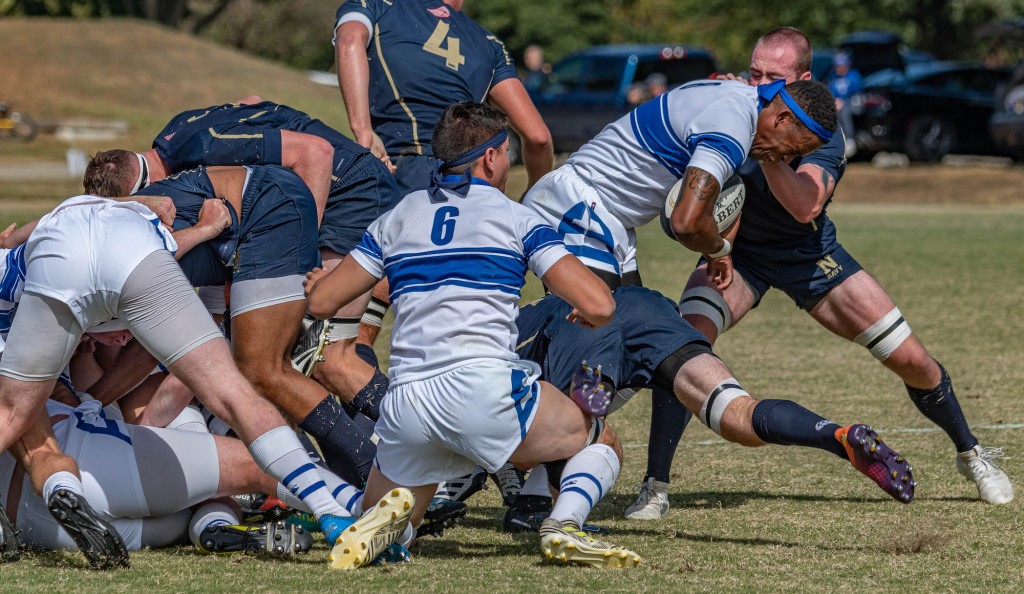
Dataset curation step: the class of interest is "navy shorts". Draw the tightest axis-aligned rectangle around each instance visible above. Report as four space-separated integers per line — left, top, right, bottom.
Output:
234 166 320 282
319 152 402 255
731 221 863 311
517 287 710 391
392 153 440 198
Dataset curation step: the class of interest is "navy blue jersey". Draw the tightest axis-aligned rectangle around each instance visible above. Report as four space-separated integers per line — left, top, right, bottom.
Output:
135 167 232 288
515 286 708 391
735 131 847 244
334 0 517 156
152 101 371 195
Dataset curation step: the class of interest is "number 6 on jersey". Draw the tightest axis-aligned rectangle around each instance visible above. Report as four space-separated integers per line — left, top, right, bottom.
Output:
431 206 460 245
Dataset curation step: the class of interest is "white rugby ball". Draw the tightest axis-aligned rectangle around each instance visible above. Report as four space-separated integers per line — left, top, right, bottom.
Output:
659 173 746 239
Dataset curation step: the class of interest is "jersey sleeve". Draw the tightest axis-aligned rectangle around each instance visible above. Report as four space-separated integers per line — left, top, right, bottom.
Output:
683 98 753 187
483 28 517 86
516 206 570 277
334 0 392 44
797 130 847 183
349 216 387 279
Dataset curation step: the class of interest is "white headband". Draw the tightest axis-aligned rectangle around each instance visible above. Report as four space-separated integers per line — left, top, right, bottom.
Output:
130 152 150 194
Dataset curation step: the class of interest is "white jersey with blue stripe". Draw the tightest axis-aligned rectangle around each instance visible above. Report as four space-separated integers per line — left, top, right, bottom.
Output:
350 183 570 383
565 79 757 230
0 244 26 352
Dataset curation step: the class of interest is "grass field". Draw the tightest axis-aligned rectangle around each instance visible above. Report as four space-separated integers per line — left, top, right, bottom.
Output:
0 176 1021 592
1 17 1023 591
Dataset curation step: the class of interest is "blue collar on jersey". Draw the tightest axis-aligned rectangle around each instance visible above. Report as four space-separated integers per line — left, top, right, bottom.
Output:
429 129 508 201
757 79 833 142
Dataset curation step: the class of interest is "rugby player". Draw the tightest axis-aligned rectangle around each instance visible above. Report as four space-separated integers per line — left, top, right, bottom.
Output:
0 394 367 556
521 76 838 290
0 196 396 569
84 100 400 459
305 102 640 569
333 0 553 195
629 27 1012 519
503 286 916 531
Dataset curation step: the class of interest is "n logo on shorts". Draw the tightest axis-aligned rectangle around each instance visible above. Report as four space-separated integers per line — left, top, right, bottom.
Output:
816 255 843 279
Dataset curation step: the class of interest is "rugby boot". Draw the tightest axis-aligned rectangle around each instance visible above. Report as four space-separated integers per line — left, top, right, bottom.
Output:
539 518 640 569
235 493 292 524
490 462 525 507
0 502 21 562
198 520 312 556
434 466 488 503
417 497 468 538
957 445 1014 504
47 488 130 569
623 477 670 520
291 315 332 377
329 488 414 570
503 494 552 533
368 543 412 566
835 424 914 503
570 361 614 417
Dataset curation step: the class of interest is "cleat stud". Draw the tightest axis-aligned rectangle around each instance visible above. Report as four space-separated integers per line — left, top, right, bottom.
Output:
545 552 553 559
897 485 903 492
891 470 898 479
360 542 367 550
902 476 909 482
343 548 351 554
870 445 877 453
896 456 904 463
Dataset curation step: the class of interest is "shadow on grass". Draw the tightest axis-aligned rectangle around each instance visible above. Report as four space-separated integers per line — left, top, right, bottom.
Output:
593 490 893 516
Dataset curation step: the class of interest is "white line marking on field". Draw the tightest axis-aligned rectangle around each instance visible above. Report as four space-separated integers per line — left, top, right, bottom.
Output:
621 423 1024 449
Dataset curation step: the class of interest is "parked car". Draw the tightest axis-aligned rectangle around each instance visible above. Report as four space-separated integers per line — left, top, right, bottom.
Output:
523 44 718 158
850 61 1012 162
990 69 1024 161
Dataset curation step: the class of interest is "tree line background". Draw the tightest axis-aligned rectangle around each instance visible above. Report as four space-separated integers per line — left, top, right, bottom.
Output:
3 0 1023 72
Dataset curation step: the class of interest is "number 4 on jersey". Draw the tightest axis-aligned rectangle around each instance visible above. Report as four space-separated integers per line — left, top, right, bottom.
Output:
423 21 466 71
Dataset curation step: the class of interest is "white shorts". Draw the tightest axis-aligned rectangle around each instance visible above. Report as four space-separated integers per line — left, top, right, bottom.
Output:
0 400 219 551
522 166 638 277
374 359 542 486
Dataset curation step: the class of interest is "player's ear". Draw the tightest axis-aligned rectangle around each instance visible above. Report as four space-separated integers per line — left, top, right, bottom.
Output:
799 70 812 81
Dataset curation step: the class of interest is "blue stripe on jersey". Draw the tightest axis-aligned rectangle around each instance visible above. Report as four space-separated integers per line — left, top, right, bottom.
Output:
688 132 746 170
0 245 26 303
521 224 563 260
387 250 527 300
355 230 384 262
629 94 690 178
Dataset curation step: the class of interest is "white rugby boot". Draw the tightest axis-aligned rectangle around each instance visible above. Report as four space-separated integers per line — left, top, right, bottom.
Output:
623 477 670 520
956 445 1014 504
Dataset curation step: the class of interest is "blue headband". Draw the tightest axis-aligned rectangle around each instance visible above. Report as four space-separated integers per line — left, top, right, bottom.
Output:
429 129 509 201
757 79 833 142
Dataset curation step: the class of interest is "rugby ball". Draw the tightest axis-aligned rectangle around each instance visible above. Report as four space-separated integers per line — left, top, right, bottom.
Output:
659 173 746 239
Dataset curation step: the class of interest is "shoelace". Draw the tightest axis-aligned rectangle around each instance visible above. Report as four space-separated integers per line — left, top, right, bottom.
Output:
978 447 1008 462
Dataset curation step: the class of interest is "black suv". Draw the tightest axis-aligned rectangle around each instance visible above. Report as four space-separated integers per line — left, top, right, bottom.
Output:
525 44 718 155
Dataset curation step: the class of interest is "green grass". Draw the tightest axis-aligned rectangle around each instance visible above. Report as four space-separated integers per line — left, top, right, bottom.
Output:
0 185 1021 592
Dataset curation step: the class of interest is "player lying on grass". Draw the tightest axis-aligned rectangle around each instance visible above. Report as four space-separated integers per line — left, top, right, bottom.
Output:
85 99 400 463
305 102 641 569
0 389 369 557
632 27 1012 520
0 196 396 570
502 286 916 531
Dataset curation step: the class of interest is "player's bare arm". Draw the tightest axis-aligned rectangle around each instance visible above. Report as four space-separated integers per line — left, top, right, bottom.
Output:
279 131 333 225
0 221 34 248
304 256 379 320
669 166 727 256
760 160 835 223
488 78 553 191
79 339 159 406
538 255 615 329
170 198 231 258
335 21 392 171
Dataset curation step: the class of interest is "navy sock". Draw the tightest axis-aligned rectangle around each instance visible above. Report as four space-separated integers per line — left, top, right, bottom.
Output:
906 361 977 453
352 344 388 421
751 399 847 459
644 387 692 483
298 395 376 487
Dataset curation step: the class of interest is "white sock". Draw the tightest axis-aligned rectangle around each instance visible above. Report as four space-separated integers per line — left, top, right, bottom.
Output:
520 465 552 497
396 522 414 548
549 444 620 527
42 471 84 501
248 426 347 520
166 405 209 433
189 501 239 547
274 464 363 516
